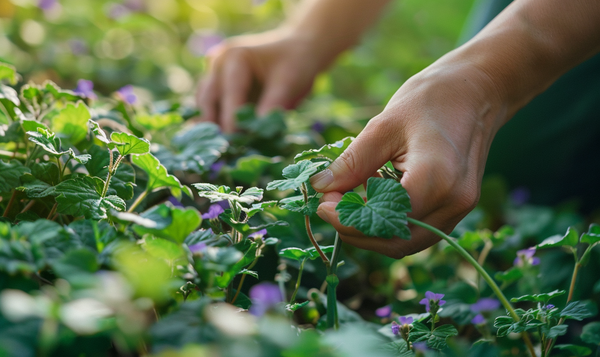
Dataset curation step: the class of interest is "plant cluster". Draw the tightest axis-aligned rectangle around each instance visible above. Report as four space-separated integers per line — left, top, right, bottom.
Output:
1 63 599 357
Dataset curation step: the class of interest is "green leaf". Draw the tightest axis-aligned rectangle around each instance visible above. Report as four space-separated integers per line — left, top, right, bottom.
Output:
286 301 310 312
28 162 60 185
51 102 91 145
280 194 321 216
266 160 327 191
134 204 201 244
510 290 566 304
85 145 135 200
110 132 150 156
27 128 68 156
581 322 600 345
135 112 183 130
580 223 600 244
154 122 228 174
238 269 258 279
494 267 523 283
142 235 185 262
51 248 99 282
336 177 411 239
306 245 334 260
542 324 568 339
554 345 592 356
16 175 55 198
53 176 126 219
237 107 286 138
21 119 48 134
229 155 278 185
88 119 111 144
560 301 596 321
192 183 263 205
131 153 192 199
243 200 278 219
0 84 19 107
537 227 579 249
428 324 459 350
279 247 308 261
0 160 30 192
0 63 19 85
294 137 354 163
20 83 43 103
44 80 85 102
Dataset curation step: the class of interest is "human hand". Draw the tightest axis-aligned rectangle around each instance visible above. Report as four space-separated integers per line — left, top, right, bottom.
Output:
310 59 507 259
196 30 324 133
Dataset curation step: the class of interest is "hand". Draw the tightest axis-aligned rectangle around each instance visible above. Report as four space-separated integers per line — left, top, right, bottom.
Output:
310 59 507 259
196 30 324 133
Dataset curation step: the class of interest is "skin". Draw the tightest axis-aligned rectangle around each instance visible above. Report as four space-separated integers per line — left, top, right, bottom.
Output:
197 0 600 259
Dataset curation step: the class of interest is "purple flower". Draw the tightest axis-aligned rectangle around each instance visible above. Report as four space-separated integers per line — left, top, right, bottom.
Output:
470 298 500 313
216 200 230 210
514 247 540 267
167 196 184 208
391 321 400 335
38 0 57 10
419 291 446 313
412 342 429 353
117 85 137 105
510 187 530 206
249 229 267 240
311 121 326 133
398 316 414 326
202 204 223 220
209 161 224 181
73 79 97 100
375 304 392 318
249 282 283 316
471 314 486 325
543 304 555 310
188 242 207 254
187 32 224 57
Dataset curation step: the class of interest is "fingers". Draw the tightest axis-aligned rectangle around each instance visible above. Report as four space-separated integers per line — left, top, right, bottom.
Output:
310 116 405 194
218 49 253 133
256 67 309 116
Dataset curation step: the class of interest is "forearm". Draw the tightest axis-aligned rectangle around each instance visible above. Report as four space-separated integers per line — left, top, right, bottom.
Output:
448 0 600 120
281 0 392 69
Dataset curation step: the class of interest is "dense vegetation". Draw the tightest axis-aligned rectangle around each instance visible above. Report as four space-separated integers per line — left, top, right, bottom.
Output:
0 1 599 357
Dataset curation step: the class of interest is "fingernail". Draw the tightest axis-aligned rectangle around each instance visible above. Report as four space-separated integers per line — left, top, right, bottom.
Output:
310 169 334 190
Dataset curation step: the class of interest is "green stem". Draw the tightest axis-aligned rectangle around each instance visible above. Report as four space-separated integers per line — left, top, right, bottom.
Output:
55 156 63 182
46 202 58 220
290 257 307 303
325 233 343 330
301 183 329 264
127 190 149 213
329 232 343 274
407 217 537 357
231 255 260 304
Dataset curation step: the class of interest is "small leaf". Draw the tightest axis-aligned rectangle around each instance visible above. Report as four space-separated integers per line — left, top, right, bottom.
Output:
51 101 91 145
0 63 20 85
279 247 308 261
560 301 597 321
131 153 192 199
134 204 201 244
110 132 150 156
554 345 592 357
230 155 279 185
53 176 125 219
44 80 85 102
88 119 111 144
305 245 334 260
135 112 182 130
494 267 524 283
510 290 566 304
22 119 48 133
243 200 278 219
581 322 600 345
537 227 579 249
27 128 69 156
0 160 30 192
237 107 286 138
238 269 258 279
142 236 185 262
85 145 135 200
280 194 320 216
294 137 354 163
286 301 309 312
336 177 411 239
193 183 263 205
543 324 568 339
267 160 328 191
580 223 600 244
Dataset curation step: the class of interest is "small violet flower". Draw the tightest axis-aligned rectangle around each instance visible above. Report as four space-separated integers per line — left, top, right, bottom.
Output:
510 187 530 206
209 161 224 181
375 304 392 318
249 282 283 316
188 242 207 254
38 0 56 11
311 121 326 133
202 204 223 220
391 321 400 335
542 304 555 310
73 79 97 100
412 341 429 353
117 85 137 105
398 316 414 326
167 196 184 208
514 247 540 267
470 298 500 313
249 229 267 240
471 313 486 325
419 291 446 313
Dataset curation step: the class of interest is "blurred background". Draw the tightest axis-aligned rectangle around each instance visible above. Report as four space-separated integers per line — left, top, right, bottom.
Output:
0 0 474 119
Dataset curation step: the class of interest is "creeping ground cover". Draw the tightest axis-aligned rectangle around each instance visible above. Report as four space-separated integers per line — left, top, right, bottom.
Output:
1 62 600 357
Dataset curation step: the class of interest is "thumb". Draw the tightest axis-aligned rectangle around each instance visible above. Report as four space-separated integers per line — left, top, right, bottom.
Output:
310 118 400 193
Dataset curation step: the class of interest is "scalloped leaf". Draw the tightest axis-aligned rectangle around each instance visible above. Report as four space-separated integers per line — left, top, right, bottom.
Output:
510 290 566 304
537 227 579 249
294 137 354 163
131 153 192 199
266 160 327 191
336 177 411 239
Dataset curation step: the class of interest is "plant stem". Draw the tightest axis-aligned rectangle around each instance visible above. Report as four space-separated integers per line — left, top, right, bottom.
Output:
55 156 63 182
289 257 307 303
325 232 343 330
2 191 18 218
20 200 35 214
329 232 343 274
301 183 329 264
46 202 58 220
231 257 260 304
127 190 149 213
406 217 537 357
